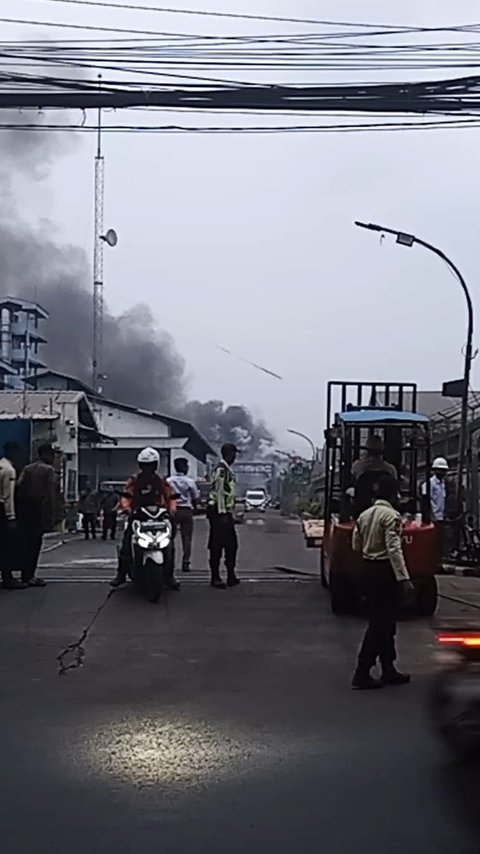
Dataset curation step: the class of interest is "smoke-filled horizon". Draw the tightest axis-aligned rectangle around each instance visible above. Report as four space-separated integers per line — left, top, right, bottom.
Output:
0 115 273 456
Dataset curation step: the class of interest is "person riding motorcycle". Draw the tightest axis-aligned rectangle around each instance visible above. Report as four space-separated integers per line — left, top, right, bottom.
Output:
110 447 179 589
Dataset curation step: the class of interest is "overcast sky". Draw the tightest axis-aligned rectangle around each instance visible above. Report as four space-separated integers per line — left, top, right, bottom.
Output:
6 0 480 453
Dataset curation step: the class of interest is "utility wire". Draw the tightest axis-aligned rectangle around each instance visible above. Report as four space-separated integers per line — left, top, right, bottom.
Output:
26 0 423 30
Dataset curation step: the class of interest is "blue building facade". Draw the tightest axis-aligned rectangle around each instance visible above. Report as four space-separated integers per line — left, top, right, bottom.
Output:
0 297 48 389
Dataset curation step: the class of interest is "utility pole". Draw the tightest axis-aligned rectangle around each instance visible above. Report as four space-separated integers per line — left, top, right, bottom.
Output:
92 82 105 394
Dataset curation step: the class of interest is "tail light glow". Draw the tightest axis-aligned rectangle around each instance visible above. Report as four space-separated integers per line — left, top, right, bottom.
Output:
438 634 480 647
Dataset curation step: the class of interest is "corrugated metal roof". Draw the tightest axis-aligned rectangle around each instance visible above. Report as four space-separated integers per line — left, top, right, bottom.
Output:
337 409 429 425
0 390 87 420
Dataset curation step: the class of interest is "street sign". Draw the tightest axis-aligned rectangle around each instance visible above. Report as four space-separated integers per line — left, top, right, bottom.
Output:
442 379 466 399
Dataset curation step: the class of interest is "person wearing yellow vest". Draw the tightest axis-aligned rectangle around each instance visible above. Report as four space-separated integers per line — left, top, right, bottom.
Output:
207 443 240 589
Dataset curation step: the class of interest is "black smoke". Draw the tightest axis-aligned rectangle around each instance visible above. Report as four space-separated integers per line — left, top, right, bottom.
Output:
0 117 273 451
183 399 273 456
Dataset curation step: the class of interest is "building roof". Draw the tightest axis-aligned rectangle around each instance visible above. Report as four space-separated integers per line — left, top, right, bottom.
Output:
91 394 216 460
337 409 429 425
0 391 97 428
26 369 216 461
27 369 96 395
0 296 48 320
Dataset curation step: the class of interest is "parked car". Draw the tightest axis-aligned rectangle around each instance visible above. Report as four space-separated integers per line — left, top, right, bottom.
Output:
245 488 268 513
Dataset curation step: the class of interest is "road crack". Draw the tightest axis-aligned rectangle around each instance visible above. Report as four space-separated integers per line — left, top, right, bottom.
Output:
57 588 116 676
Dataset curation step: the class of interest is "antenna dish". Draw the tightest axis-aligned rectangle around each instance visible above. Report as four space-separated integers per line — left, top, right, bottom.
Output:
102 228 118 248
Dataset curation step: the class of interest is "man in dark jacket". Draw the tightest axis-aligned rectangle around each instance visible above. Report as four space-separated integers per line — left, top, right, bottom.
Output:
78 483 100 540
16 443 56 588
101 489 119 540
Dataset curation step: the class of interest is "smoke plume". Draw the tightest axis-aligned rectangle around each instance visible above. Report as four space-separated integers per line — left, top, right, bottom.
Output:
0 115 273 451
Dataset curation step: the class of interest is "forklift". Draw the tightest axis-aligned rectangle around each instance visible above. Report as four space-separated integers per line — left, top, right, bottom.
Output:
322 381 438 616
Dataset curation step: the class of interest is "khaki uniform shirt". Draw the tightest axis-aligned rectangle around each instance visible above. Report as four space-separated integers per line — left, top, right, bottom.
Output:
0 457 16 520
352 499 409 581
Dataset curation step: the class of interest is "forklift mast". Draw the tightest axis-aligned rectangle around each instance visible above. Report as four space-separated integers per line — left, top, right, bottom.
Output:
324 381 419 519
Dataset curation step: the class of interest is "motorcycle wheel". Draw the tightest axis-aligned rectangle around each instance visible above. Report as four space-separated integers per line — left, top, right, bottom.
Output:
145 558 163 604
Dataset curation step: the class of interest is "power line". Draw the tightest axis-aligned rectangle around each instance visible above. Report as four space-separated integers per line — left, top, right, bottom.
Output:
26 0 419 30
0 118 478 133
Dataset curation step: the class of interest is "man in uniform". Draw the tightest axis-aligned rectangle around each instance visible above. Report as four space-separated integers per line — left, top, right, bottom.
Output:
207 443 240 589
421 456 449 564
351 474 414 690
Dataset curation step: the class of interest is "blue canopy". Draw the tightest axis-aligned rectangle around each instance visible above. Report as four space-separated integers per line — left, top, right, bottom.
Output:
336 409 429 425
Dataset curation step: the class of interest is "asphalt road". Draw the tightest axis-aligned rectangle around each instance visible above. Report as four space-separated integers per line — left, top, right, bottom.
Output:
1 514 480 854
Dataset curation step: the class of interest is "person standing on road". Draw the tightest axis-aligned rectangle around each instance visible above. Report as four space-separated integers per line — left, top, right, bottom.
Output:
78 483 99 540
0 441 25 590
168 457 199 573
101 489 119 541
421 457 449 564
16 443 56 588
351 475 414 690
207 443 240 590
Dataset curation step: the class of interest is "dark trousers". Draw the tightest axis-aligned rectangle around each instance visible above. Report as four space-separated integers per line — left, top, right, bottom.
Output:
358 559 398 672
19 526 43 583
102 513 117 540
173 507 194 569
208 510 238 581
83 513 96 539
0 504 14 583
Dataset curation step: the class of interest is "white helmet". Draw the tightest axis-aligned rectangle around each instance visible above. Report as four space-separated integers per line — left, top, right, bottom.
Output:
432 456 449 471
137 447 160 465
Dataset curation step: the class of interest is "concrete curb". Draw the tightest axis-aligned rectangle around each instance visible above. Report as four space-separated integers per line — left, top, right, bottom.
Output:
442 565 479 578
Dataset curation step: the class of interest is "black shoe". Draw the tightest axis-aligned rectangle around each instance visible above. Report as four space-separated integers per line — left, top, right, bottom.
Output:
211 578 227 589
166 578 181 591
382 668 411 686
351 670 384 690
182 564 191 573
2 579 28 590
227 575 241 587
110 573 126 588
27 577 47 588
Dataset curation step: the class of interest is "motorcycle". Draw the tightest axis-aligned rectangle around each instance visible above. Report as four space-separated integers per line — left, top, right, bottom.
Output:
128 505 173 603
430 630 480 759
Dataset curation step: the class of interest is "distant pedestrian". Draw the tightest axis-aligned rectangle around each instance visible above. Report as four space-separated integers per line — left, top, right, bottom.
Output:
101 489 118 541
168 457 199 573
16 442 56 588
0 441 26 590
78 483 99 540
422 456 449 565
207 443 240 589
351 475 413 690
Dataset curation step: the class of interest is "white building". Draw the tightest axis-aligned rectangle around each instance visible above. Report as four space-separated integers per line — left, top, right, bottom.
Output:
0 389 100 501
31 371 215 487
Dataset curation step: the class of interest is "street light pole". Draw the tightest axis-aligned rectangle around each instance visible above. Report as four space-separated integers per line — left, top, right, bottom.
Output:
287 428 317 463
355 221 474 518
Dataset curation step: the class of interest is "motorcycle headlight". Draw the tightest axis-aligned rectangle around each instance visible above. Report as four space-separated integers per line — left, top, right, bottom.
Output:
137 533 154 548
155 533 172 549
